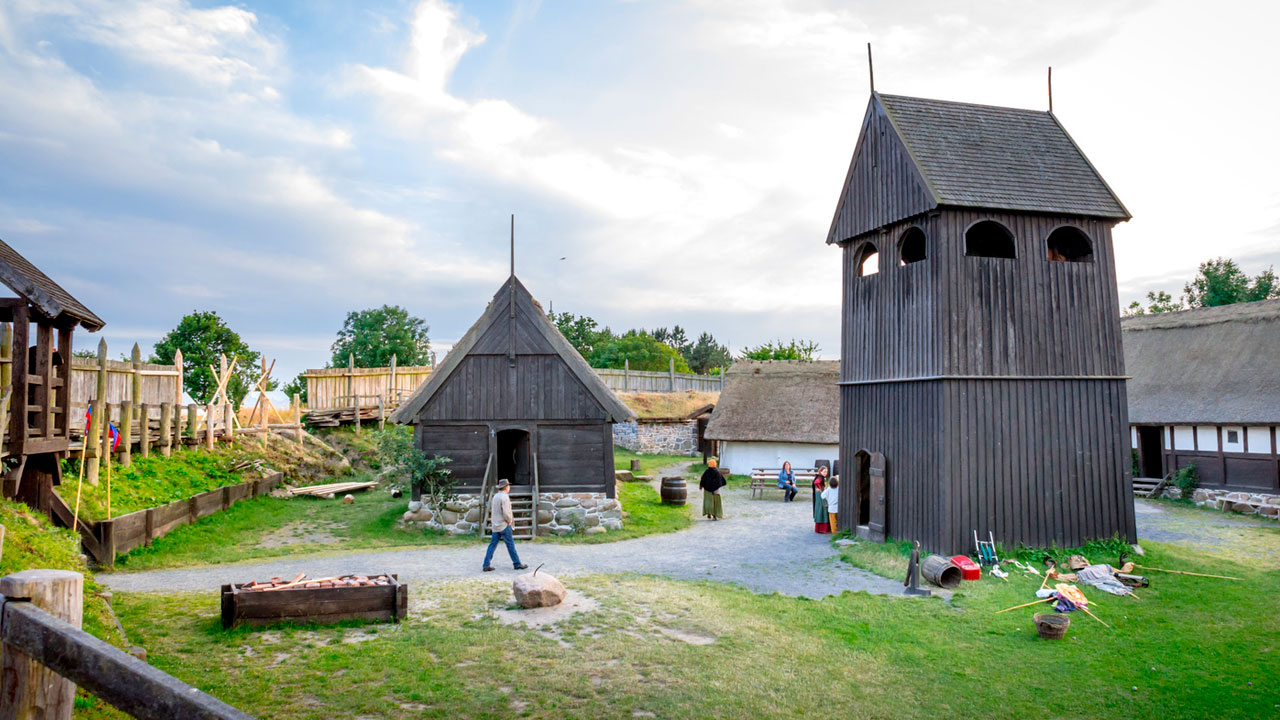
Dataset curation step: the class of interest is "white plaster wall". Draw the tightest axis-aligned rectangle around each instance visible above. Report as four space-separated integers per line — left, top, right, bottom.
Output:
1222 426 1245 453
1246 426 1273 454
1173 426 1195 450
1164 426 1171 450
1130 427 1138 448
1196 425 1219 452
717 441 840 475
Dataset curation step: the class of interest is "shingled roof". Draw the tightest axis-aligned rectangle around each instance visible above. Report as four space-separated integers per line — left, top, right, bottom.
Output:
827 93 1129 243
1123 299 1280 424
704 360 839 444
0 238 103 330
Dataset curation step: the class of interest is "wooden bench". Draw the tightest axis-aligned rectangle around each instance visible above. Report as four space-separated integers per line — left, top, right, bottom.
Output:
749 467 820 500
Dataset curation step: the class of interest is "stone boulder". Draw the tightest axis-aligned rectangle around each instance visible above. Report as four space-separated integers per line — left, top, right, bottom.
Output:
556 507 586 526
464 507 481 524
601 518 622 531
614 470 635 483
407 500 424 513
513 571 566 608
554 498 580 508
585 526 606 535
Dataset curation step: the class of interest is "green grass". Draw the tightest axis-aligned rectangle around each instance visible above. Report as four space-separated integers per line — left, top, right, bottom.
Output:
103 522 1280 719
612 447 697 477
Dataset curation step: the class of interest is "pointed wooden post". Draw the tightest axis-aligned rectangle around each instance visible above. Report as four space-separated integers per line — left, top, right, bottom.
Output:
624 358 630 391
349 353 359 434
101 402 114 464
292 393 302 442
204 403 215 449
173 348 184 410
86 339 107 486
388 353 397 409
138 403 150 458
118 400 132 466
223 402 234 443
378 394 385 431
186 402 197 441
669 356 676 391
130 343 142 422
159 401 172 457
218 354 228 406
0 569 83 720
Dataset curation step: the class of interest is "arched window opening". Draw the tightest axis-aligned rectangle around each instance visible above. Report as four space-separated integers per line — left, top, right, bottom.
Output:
855 242 879 277
965 220 1016 259
1046 226 1094 262
898 227 926 265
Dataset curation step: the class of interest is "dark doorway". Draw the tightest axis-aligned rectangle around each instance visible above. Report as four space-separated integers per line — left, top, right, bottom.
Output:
496 429 532 485
854 450 887 542
1137 426 1164 478
855 450 871 527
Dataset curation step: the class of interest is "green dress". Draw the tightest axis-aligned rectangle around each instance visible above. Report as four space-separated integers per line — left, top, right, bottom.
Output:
699 467 726 519
813 480 829 532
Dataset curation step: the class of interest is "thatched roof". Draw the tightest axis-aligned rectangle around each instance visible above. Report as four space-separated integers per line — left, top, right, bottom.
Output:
1122 299 1280 424
704 360 839 443
618 391 718 422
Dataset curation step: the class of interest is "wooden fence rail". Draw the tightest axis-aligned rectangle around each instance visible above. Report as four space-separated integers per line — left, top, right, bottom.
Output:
1 570 253 719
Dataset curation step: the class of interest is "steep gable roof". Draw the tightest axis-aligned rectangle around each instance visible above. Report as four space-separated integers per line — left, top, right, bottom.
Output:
0 238 104 330
390 276 634 424
704 360 839 444
827 93 1129 243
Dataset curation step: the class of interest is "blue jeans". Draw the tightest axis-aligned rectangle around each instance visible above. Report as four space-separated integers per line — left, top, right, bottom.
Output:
483 526 522 569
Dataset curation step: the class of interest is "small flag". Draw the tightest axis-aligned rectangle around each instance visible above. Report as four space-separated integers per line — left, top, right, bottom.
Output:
85 405 121 450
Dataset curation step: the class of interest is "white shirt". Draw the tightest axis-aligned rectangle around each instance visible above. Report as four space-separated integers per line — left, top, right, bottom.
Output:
821 486 839 512
490 492 513 532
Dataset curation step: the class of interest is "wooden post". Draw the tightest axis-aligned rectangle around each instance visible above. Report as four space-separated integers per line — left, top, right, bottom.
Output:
0 323 10 458
378 395 385 431
118 400 132 467
349 354 359 434
173 348 184 410
0 569 83 720
130 344 142 423
102 402 114 462
159 402 172 457
389 353 397 409
624 359 630 391
217 354 228 406
223 402 234 443
669 356 676 391
138 403 150 459
292 393 302 442
204 403 215 449
720 366 725 391
86 338 108 486
186 403 197 441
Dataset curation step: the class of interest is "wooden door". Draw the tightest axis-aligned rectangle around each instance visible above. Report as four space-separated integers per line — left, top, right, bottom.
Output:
867 452 886 542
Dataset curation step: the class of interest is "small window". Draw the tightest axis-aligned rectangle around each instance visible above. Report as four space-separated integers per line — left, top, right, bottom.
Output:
898 227 926 265
1227 430 1239 444
855 242 879 277
965 220 1016 258
1046 226 1094 262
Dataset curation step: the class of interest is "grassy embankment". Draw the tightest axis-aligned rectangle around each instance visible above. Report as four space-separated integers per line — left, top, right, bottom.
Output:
102 518 1280 720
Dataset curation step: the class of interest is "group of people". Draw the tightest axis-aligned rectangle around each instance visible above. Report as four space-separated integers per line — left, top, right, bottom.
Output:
699 459 839 533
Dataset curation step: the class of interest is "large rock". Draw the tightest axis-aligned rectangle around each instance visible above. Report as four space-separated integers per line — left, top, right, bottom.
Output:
464 507 481 524
614 470 635 482
601 518 623 531
585 514 601 527
439 510 460 525
585 526 606 535
536 508 554 524
407 500 424 513
556 507 586 526
513 572 566 608
599 500 620 512
445 500 469 513
554 498 580 508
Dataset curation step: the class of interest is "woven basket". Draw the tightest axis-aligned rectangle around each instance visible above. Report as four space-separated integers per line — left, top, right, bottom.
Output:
1034 612 1070 640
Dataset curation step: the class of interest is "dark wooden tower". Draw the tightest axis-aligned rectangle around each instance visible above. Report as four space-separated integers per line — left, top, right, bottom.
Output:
827 93 1136 553
391 276 633 500
0 239 104 503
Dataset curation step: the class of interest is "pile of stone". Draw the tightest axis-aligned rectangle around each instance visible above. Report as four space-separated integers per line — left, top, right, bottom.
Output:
402 492 624 535
1186 488 1280 517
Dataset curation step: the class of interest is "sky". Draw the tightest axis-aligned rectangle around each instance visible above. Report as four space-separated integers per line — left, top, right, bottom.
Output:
0 0 1277 381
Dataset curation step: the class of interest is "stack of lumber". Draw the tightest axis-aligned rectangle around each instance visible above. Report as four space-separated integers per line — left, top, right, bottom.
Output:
238 573 395 592
288 480 378 497
303 406 381 427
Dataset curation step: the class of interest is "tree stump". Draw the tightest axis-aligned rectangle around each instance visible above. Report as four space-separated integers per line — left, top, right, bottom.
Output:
0 569 84 720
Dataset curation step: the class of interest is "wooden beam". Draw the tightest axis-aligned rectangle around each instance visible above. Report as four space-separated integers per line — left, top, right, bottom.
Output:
0 569 82 719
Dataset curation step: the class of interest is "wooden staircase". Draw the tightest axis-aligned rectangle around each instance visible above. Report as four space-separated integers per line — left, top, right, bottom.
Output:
479 452 541 541
1132 471 1172 498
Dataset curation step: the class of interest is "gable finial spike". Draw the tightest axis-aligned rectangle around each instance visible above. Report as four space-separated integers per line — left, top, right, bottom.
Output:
867 42 875 93
510 213 515 280
1048 66 1053 112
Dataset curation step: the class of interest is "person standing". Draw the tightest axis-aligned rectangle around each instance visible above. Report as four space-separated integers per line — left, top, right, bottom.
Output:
483 479 529 572
777 461 798 502
700 458 727 520
812 465 830 533
821 477 840 533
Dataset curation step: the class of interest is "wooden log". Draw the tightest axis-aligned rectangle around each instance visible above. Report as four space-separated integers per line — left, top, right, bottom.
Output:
118 400 132 467
223 403 234 442
159 402 172 458
292 393 302 442
173 348 184 410
0 569 83 720
204 403 215 450
349 354 359 435
130 343 142 423
139 403 150 458
378 394 385 431
86 338 107 485
186 402 197 440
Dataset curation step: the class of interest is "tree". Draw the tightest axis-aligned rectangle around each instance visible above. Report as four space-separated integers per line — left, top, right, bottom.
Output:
686 332 732 374
1182 258 1279 308
740 339 820 362
650 326 689 353
1124 290 1183 317
589 331 692 372
548 311 613 358
376 429 456 523
151 311 260 405
330 305 431 368
282 372 307 404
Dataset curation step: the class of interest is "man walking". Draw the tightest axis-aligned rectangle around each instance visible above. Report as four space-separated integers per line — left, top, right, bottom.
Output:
483 479 529 572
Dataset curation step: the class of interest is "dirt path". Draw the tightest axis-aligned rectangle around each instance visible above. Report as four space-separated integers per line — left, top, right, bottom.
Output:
101 487 905 599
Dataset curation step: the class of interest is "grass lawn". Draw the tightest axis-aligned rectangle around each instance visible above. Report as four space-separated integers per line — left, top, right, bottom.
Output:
612 447 697 477
100 520 1280 719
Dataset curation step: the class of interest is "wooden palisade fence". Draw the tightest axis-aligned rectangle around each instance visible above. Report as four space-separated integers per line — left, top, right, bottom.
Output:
594 357 725 393
303 353 433 410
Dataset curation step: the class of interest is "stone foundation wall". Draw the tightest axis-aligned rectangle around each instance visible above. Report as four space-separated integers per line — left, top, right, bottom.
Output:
613 419 699 456
402 492 624 535
1178 488 1280 518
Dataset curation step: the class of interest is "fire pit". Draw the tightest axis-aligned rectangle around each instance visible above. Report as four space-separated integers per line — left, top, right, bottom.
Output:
220 573 407 629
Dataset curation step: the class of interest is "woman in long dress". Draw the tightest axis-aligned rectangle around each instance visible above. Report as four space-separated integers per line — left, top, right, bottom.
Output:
700 458 726 520
812 465 830 533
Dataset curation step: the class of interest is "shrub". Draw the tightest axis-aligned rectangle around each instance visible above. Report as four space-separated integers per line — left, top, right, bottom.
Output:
376 429 455 520
1173 463 1199 499
1131 449 1141 477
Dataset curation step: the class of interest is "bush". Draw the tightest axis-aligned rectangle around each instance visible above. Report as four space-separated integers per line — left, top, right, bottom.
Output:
1131 449 1141 477
1173 463 1199 499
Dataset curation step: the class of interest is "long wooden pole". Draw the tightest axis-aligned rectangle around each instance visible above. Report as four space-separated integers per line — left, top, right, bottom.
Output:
86 339 107 486
1133 564 1241 581
71 402 91 533
994 596 1054 614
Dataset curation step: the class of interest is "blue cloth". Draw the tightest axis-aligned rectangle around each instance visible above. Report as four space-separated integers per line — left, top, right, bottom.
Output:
483 526 522 569
777 469 795 489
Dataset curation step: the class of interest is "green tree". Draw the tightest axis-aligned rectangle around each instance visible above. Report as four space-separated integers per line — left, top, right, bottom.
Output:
151 311 260 405
740 339 820 362
1124 290 1183 317
330 305 431 368
376 428 456 520
686 332 732 374
589 331 692 372
1182 258 1279 308
548 311 613 358
281 372 308 405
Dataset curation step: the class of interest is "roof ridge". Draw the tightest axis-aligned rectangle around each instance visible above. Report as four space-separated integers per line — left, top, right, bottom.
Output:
877 92 1051 115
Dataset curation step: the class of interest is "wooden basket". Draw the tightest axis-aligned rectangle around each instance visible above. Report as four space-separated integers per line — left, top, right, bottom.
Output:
1033 612 1070 639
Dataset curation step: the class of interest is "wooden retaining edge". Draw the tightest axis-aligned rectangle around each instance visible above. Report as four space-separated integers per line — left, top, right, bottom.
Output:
47 472 286 567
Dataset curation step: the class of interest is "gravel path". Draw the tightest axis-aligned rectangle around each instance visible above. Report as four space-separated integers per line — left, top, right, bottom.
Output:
1133 498 1279 563
100 487 905 599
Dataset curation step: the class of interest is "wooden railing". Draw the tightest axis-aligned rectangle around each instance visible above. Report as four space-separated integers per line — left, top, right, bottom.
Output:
531 452 540 539
0 569 252 719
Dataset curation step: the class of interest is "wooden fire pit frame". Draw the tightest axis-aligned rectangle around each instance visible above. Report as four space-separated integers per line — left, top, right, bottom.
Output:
220 574 408 629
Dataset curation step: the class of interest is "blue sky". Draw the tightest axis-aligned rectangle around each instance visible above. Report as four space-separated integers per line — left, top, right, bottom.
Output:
1 0 1277 381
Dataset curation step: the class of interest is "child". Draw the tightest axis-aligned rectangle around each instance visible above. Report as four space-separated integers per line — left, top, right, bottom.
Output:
821 477 839 533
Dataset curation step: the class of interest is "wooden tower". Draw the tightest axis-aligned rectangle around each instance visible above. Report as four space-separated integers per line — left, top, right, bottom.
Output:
827 93 1136 553
0 239 104 504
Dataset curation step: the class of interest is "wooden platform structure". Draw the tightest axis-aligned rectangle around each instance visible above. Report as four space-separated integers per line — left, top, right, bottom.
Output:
826 92 1137 553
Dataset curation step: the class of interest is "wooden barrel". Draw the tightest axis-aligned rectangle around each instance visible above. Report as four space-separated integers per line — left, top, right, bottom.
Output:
660 477 688 505
920 555 962 589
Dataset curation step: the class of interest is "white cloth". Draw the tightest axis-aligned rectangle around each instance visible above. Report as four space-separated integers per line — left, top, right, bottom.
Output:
821 486 839 512
490 492 513 532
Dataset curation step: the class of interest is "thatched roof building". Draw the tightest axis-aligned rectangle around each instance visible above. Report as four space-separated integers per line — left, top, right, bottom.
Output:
1123 299 1280 490
704 360 839 472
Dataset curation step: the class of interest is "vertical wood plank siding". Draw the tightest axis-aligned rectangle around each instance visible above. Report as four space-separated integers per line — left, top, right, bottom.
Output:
838 208 1135 554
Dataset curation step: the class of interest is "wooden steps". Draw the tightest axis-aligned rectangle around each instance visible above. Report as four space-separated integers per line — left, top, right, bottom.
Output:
482 489 536 540
1132 473 1170 498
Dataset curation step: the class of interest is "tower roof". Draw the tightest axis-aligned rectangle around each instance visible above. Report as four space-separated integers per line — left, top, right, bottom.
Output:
0 238 104 330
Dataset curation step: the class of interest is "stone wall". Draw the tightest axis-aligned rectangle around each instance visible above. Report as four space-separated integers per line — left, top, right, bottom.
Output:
1180 488 1280 518
402 492 624 535
613 419 699 456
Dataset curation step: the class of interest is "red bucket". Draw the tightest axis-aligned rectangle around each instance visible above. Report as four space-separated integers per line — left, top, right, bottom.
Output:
950 555 981 581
